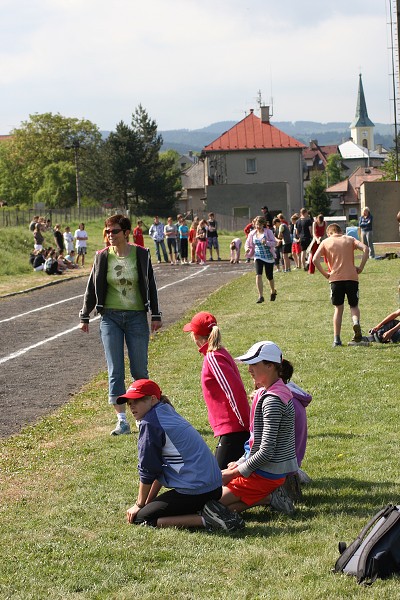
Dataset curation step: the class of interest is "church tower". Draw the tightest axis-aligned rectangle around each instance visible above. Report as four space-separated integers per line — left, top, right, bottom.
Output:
350 74 375 150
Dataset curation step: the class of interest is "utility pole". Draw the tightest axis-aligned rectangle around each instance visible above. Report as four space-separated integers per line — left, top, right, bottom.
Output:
65 138 82 215
389 0 399 179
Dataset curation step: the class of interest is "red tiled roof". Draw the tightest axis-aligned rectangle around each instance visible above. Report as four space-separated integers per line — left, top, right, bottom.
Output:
204 111 305 151
326 166 383 203
303 143 339 163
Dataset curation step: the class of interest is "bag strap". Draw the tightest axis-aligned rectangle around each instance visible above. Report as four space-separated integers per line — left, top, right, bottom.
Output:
334 505 393 573
357 506 400 584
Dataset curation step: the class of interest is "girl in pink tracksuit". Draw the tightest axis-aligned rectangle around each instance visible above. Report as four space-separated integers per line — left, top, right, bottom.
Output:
183 312 250 469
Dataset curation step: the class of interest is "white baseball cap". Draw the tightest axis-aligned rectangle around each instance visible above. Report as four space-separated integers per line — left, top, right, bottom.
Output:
236 341 282 364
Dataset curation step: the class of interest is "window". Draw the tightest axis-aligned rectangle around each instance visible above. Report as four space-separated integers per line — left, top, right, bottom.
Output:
233 206 250 218
246 158 257 173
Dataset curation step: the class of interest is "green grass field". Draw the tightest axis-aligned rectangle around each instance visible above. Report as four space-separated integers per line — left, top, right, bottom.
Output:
1 232 399 599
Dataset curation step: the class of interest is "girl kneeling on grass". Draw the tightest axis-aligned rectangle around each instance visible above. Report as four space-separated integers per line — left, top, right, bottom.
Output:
121 379 244 533
219 341 298 516
183 311 250 469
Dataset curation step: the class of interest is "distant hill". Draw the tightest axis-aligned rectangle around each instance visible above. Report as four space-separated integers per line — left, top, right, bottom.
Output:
159 121 395 153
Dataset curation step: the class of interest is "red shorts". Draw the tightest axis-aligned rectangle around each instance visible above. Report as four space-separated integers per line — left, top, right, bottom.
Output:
226 473 285 506
292 242 301 254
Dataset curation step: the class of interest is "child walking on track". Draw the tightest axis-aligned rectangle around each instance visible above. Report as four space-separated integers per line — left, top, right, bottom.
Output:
184 312 250 469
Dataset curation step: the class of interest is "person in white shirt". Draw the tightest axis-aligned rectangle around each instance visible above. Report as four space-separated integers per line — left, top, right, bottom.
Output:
74 223 88 266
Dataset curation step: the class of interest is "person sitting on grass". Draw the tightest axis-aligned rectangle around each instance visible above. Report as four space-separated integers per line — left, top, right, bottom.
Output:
183 311 250 469
121 379 245 533
364 308 400 344
218 341 298 517
44 250 63 275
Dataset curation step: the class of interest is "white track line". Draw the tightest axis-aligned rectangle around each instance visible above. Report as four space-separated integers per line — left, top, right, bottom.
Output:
0 294 84 324
0 266 209 365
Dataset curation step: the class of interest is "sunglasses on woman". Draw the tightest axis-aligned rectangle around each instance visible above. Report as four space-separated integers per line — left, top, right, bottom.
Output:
105 228 123 235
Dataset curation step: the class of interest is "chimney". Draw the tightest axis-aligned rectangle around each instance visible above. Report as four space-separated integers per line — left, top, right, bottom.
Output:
260 106 270 123
376 144 382 154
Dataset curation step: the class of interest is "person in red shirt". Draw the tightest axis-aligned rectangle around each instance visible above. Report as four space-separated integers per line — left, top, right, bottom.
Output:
133 220 144 247
183 311 250 469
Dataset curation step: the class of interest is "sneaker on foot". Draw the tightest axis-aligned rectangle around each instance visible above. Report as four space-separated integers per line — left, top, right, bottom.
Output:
270 291 277 301
332 340 342 347
256 296 265 303
269 486 295 515
110 420 131 436
201 500 245 533
283 473 303 502
297 468 312 485
352 323 362 343
217 257 222 261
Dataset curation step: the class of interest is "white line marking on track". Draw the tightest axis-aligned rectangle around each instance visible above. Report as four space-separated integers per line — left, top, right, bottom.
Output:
0 295 84 324
0 267 209 364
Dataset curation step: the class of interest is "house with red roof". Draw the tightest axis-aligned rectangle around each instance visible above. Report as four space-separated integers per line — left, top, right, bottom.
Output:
302 140 341 184
326 165 384 221
202 106 305 219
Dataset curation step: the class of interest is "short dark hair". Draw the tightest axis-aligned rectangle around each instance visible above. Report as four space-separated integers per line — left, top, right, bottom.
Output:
105 214 131 231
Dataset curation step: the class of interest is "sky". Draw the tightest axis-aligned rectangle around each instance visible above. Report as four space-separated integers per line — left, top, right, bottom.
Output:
0 0 397 134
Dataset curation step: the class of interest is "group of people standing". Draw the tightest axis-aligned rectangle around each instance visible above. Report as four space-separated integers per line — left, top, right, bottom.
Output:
146 212 221 266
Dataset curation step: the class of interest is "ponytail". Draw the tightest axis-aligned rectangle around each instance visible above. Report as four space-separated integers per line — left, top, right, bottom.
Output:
207 325 222 352
279 359 294 383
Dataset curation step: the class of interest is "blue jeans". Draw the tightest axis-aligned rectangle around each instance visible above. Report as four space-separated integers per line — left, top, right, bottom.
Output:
154 240 168 262
361 230 375 258
100 309 149 404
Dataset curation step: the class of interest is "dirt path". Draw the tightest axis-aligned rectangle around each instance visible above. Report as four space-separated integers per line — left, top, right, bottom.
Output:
0 261 252 437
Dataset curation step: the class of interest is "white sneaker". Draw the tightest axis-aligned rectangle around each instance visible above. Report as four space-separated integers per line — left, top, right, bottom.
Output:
110 420 131 436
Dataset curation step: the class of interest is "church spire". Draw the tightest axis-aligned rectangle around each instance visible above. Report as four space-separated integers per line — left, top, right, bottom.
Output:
350 73 374 128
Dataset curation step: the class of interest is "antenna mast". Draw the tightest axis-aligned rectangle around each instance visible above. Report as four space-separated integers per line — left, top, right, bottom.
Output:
388 0 399 179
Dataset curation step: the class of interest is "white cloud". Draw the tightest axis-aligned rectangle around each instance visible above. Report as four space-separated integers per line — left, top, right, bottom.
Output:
0 0 395 133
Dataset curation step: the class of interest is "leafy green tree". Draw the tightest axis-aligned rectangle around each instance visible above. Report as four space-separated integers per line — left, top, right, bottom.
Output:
0 113 104 206
325 153 343 186
33 162 76 208
106 105 178 214
381 134 400 180
305 172 333 216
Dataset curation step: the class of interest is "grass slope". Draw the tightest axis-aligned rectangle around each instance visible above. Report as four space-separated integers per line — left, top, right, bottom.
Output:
1 252 399 599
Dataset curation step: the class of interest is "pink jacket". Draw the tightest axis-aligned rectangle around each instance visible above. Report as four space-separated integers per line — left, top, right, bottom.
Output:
245 228 276 258
199 344 250 437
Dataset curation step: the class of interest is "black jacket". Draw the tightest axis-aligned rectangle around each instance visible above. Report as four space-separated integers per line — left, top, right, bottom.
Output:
79 245 162 323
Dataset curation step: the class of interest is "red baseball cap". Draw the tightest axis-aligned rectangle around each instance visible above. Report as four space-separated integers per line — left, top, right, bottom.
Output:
116 379 161 404
183 311 217 336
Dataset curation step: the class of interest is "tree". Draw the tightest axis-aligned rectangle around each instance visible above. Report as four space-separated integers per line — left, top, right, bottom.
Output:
325 153 343 187
381 134 400 180
106 105 178 214
0 113 104 206
305 172 333 216
34 162 76 208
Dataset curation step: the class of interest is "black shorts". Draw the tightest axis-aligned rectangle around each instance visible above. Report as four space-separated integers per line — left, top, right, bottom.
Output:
300 239 311 251
134 487 222 526
330 280 359 307
281 243 291 254
214 431 250 470
255 259 274 280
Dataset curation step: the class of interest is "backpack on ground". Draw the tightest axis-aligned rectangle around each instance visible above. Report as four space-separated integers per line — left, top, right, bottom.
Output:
334 504 400 585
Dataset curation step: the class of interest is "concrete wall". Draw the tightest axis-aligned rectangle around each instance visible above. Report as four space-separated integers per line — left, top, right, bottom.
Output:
360 181 400 242
206 182 291 221
207 149 304 212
